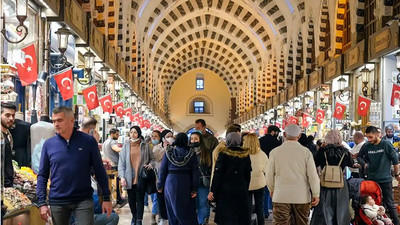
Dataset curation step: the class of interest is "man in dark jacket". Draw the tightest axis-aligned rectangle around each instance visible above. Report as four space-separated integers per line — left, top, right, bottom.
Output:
194 119 218 153
382 125 400 144
259 125 282 219
36 106 112 225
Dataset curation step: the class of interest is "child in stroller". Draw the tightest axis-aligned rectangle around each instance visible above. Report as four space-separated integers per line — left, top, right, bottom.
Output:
361 195 393 225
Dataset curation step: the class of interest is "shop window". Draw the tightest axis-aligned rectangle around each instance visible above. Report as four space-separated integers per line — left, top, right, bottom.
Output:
196 78 204 90
194 101 204 113
343 0 351 52
365 0 377 38
394 0 400 17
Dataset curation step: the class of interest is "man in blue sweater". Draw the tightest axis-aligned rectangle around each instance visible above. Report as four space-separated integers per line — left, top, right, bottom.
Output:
358 126 400 225
36 106 112 225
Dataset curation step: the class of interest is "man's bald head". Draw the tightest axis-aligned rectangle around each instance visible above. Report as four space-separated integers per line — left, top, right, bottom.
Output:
353 131 365 145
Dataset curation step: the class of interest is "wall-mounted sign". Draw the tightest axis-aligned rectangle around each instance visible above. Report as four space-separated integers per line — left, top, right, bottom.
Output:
105 44 117 72
369 21 399 61
89 23 104 60
42 0 60 16
64 0 88 44
117 57 126 80
287 85 296 100
266 98 272 110
279 91 287 105
344 40 365 72
324 55 343 82
272 95 279 108
297 77 308 95
309 68 323 90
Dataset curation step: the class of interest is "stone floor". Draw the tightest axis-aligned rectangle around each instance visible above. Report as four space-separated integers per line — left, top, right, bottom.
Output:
115 203 274 225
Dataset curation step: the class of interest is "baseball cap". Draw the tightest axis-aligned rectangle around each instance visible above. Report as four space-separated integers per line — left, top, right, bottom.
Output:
284 124 301 137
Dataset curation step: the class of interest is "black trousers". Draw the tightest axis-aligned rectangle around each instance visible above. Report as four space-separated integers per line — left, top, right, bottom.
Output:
127 184 146 220
157 192 168 219
379 182 400 225
249 188 265 225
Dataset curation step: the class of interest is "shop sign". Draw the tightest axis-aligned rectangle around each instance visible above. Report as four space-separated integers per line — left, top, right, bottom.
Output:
89 23 104 61
297 77 308 95
369 21 399 61
105 44 117 72
266 98 272 110
117 57 126 80
272 95 279 108
279 91 287 105
64 0 88 44
344 40 365 72
309 68 323 90
324 55 343 82
287 85 296 100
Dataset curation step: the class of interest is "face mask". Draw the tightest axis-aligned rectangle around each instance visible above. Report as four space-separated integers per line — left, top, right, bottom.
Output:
130 138 140 143
166 137 174 145
152 139 160 145
190 142 200 148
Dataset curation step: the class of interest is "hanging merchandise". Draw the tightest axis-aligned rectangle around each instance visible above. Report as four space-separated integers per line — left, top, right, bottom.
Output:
391 83 400 106
99 95 113 113
82 85 99 110
316 109 325 124
357 95 372 117
333 102 346 120
54 68 74 100
113 101 124 117
15 43 38 86
289 116 298 125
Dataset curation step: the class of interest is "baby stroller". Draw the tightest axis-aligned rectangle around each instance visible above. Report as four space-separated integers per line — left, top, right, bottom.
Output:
348 178 392 225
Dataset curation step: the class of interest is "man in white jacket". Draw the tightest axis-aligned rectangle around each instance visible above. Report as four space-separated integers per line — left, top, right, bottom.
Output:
266 124 320 225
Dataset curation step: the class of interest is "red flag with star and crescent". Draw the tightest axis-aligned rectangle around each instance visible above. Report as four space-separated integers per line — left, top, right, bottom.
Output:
391 83 400 106
16 43 38 86
131 113 140 124
82 85 99 110
54 68 74 100
99 95 113 113
333 102 346 120
316 109 325 124
113 102 124 118
358 95 372 117
124 108 132 118
143 119 151 129
289 116 298 125
138 115 144 128
302 113 310 128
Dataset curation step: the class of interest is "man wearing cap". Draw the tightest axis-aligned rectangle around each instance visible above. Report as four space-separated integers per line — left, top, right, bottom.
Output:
382 125 400 144
266 124 320 225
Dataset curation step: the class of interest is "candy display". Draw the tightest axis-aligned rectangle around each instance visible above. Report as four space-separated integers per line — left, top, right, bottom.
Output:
3 188 32 211
13 166 37 201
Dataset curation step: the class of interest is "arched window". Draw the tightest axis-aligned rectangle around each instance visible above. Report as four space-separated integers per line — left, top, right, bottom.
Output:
188 96 212 114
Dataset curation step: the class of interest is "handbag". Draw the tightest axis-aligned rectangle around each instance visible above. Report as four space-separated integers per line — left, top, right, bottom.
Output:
320 151 345 188
199 166 210 187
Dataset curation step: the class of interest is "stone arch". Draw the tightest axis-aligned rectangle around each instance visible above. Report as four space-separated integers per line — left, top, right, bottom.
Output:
187 94 214 115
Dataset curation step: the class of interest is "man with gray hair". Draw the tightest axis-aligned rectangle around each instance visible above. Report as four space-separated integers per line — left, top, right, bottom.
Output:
80 116 100 143
266 124 320 225
350 131 366 178
382 125 400 144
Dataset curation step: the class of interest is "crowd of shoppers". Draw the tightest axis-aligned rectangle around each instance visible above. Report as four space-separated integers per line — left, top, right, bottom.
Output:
31 107 400 225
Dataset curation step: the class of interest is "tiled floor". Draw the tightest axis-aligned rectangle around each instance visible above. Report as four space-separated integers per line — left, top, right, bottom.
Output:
115 203 274 225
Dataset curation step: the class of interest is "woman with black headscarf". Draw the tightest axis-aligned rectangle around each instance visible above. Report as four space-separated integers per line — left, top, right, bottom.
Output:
118 126 155 225
157 133 199 225
208 132 252 225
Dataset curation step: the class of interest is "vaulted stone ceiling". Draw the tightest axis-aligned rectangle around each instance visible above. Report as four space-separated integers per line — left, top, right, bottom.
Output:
133 0 305 107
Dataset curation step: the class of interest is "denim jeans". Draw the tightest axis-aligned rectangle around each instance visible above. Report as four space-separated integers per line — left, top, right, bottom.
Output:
379 182 400 225
249 188 265 225
127 185 145 220
264 186 272 217
196 185 210 224
50 199 94 225
94 213 119 225
151 193 158 214
144 193 149 206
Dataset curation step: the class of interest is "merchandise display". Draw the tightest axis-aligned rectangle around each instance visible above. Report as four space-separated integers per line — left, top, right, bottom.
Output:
3 188 32 211
13 166 37 201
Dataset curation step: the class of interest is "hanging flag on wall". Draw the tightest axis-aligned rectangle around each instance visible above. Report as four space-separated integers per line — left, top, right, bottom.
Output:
113 101 124 117
316 109 325 124
54 68 74 100
333 102 346 120
82 85 99 110
124 108 132 118
357 95 371 117
16 43 38 86
391 83 400 106
289 116 298 125
143 119 151 129
99 95 113 113
302 113 310 128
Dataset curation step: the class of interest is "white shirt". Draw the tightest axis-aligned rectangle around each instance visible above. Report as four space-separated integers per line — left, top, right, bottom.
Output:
349 141 365 173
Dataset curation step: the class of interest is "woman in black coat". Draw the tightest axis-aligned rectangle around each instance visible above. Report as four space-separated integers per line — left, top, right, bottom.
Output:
208 132 252 225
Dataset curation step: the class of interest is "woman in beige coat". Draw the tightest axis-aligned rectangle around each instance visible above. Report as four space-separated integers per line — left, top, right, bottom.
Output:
243 133 268 225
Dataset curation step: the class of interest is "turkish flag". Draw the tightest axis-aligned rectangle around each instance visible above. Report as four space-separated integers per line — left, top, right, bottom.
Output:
316 109 325 124
358 95 372 117
99 95 113 113
16 43 38 86
143 119 151 129
124 108 132 118
289 116 298 125
54 68 74 100
302 113 310 128
391 83 400 106
275 122 281 128
138 115 144 128
132 113 140 124
113 102 124 118
333 102 346 120
82 85 99 110
282 120 288 129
